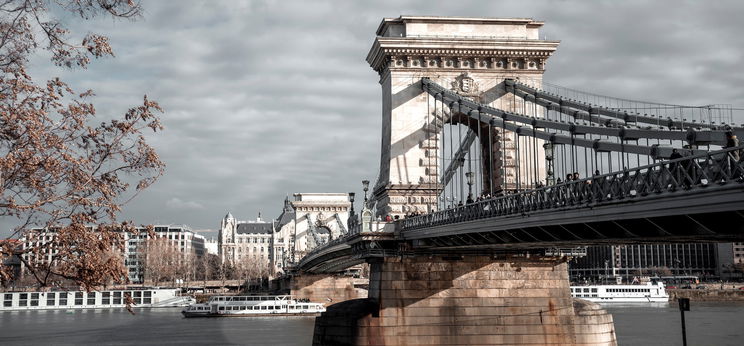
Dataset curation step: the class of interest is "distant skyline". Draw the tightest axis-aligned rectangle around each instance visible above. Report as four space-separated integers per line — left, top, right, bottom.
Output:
2 0 743 236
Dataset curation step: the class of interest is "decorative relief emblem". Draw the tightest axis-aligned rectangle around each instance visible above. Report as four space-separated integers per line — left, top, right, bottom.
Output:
451 73 480 97
315 212 326 228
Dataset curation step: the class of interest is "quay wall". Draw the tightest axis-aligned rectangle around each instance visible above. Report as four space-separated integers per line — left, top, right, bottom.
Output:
668 289 744 301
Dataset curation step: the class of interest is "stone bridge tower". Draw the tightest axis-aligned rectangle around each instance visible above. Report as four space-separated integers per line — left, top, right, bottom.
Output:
366 16 559 217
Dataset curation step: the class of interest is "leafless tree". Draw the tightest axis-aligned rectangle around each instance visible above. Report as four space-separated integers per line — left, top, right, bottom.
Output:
141 237 183 286
0 1 164 289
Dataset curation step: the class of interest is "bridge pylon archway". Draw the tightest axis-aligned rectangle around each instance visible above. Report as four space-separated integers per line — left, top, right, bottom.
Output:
367 16 559 218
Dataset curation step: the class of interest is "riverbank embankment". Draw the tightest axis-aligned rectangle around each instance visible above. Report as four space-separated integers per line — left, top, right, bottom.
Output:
668 289 744 301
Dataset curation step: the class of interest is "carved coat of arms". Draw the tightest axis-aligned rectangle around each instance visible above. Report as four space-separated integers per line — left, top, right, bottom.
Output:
451 73 479 97
315 212 326 228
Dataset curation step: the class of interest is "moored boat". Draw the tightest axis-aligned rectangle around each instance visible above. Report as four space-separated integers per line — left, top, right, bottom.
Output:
1 288 192 311
181 295 325 317
570 281 669 303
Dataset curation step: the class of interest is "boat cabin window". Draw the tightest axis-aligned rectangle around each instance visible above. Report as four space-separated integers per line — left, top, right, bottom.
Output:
46 293 56 306
591 288 597 293
113 291 122 305
219 306 225 311
87 292 97 305
75 292 83 305
29 293 39 306
4 293 13 307
19 293 28 307
59 293 68 306
102 292 110 305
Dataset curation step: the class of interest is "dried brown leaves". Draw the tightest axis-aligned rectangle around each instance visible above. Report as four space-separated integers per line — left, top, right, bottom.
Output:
0 0 164 290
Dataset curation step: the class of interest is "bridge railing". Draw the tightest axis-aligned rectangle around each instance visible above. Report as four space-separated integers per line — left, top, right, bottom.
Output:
294 218 396 268
402 146 744 231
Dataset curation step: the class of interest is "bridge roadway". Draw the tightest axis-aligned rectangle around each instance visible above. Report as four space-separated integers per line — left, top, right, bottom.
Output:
296 145 744 274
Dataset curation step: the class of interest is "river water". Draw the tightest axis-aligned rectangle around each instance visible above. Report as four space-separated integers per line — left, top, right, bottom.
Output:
0 302 742 345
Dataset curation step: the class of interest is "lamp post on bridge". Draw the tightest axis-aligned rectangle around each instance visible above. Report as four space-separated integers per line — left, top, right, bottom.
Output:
543 142 555 185
362 180 370 203
347 192 356 232
348 192 356 215
465 171 474 203
361 180 372 233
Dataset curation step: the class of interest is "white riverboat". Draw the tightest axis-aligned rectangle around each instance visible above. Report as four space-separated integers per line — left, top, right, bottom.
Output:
570 281 669 303
1 288 193 311
181 295 325 317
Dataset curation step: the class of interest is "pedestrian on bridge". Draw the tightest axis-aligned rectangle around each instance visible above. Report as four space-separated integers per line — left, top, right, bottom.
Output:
669 148 683 182
725 131 740 161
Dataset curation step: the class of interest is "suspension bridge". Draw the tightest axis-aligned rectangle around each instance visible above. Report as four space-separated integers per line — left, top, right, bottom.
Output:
292 16 744 346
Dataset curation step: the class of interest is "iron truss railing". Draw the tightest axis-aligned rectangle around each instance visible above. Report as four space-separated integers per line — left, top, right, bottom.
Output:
402 146 744 231
294 220 361 269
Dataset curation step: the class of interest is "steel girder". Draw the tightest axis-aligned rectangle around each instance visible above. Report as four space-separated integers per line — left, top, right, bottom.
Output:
440 130 477 186
506 79 743 135
423 78 740 158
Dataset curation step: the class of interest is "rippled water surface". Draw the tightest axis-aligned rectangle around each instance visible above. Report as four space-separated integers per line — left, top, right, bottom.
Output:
1 302 743 345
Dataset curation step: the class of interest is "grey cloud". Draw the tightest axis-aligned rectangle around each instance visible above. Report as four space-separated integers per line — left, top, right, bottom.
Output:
2 0 742 236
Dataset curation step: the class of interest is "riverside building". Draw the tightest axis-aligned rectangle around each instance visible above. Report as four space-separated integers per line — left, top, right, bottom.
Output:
18 225 206 284
219 193 352 276
569 243 727 281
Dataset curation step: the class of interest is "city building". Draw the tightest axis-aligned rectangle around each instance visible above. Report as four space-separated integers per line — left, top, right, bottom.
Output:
203 237 219 256
569 243 724 282
18 225 205 284
218 212 275 271
125 225 206 283
734 242 744 264
218 193 352 276
715 242 744 280
275 193 351 265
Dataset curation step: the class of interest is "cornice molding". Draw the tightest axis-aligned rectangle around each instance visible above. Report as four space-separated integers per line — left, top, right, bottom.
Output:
367 38 560 73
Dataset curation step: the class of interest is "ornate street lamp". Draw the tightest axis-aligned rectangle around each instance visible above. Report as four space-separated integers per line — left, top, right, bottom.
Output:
465 171 474 200
543 142 555 185
362 180 370 202
348 192 356 215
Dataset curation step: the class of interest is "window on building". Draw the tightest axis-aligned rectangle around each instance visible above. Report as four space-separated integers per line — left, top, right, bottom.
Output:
87 292 96 305
75 292 83 305
59 293 67 306
4 294 13 307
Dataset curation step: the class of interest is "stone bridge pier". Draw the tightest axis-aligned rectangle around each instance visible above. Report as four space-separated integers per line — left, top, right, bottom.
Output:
288 274 368 305
313 255 616 345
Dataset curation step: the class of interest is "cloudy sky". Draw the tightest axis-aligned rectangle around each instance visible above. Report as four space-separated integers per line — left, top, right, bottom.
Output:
4 0 743 236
